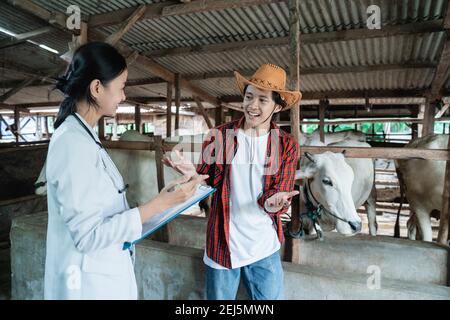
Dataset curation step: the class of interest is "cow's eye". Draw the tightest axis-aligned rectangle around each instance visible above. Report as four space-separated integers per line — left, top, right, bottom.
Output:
322 178 333 186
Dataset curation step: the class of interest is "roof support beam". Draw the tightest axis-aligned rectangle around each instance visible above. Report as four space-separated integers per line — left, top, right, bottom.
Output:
429 4 450 98
105 5 147 46
0 26 53 50
142 20 444 58
125 62 437 87
0 76 38 103
88 0 285 28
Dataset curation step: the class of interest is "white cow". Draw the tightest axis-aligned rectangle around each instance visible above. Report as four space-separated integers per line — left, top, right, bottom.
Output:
35 130 204 215
300 129 366 146
294 135 377 237
395 134 448 242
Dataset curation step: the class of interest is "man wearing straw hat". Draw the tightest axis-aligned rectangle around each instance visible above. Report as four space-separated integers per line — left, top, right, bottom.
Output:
164 63 301 300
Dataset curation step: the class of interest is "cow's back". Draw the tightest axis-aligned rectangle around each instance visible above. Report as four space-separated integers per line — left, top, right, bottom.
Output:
395 134 447 213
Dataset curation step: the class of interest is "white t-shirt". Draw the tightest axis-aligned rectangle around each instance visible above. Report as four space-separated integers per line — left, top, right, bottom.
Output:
203 129 280 269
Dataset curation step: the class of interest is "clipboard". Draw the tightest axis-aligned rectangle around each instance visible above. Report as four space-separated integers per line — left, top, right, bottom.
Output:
123 185 216 250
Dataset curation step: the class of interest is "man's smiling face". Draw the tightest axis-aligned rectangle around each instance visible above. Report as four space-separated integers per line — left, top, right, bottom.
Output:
242 85 282 129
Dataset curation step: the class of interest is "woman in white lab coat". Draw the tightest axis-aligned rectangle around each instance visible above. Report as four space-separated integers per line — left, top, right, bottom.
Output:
44 42 207 300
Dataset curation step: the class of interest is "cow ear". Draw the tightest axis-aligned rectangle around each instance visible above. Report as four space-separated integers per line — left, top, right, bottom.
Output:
305 152 316 163
296 163 317 180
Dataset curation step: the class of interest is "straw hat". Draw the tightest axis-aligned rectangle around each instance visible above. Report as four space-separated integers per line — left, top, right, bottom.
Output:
234 63 302 110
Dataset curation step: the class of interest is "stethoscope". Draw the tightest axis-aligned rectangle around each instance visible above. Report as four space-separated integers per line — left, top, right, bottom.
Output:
72 113 129 194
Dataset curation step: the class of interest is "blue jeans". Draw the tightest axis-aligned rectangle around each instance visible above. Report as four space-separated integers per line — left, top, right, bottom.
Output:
205 251 284 300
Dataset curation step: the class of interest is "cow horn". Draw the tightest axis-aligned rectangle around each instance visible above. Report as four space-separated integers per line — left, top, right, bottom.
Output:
341 149 347 156
305 152 316 163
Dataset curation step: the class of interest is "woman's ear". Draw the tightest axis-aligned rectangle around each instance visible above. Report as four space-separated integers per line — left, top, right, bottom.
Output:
274 104 283 113
89 79 102 99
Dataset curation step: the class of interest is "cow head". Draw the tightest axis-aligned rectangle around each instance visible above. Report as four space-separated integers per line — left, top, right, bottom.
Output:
298 151 362 236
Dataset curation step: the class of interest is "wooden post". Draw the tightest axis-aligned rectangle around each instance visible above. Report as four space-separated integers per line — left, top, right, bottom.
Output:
437 134 450 244
175 73 180 132
134 104 142 133
152 135 169 242
411 106 419 139
194 96 213 129
286 0 301 264
14 107 20 144
112 115 118 140
422 97 436 137
43 116 49 138
166 81 172 137
35 115 42 140
319 99 326 143
98 117 105 140
215 105 224 126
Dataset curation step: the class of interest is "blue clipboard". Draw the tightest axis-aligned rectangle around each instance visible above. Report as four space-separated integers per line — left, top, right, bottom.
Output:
123 185 216 250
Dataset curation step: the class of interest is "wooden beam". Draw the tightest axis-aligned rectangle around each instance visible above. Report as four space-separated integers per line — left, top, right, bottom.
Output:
161 0 285 16
152 135 169 242
123 62 436 88
300 146 450 161
105 5 146 46
142 20 444 58
215 105 224 126
437 135 450 244
0 26 53 49
436 103 450 118
193 97 213 129
276 117 431 126
134 105 142 133
429 3 450 98
0 60 58 84
6 0 67 30
422 98 436 136
221 89 425 102
287 0 301 265
174 73 180 131
0 76 38 103
89 0 283 28
89 2 178 28
319 99 326 143
98 117 105 140
13 107 20 143
166 82 172 137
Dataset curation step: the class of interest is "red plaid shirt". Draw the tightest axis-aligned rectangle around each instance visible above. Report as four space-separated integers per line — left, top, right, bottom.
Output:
196 116 298 268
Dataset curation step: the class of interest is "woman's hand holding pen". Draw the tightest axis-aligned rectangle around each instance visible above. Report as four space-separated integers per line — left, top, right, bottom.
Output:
138 174 209 224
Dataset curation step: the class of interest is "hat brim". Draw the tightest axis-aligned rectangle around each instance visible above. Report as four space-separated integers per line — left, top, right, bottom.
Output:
234 71 302 110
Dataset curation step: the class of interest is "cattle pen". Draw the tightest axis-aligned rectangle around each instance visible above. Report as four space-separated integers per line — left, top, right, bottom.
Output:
1 0 450 301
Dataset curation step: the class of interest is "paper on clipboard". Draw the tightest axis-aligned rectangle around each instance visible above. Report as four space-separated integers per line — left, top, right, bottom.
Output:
123 185 216 250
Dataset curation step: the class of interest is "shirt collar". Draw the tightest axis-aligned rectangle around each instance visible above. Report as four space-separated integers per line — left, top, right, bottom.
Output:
233 116 280 132
69 112 101 144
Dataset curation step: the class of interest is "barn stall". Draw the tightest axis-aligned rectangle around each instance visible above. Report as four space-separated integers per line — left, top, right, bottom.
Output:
0 0 450 300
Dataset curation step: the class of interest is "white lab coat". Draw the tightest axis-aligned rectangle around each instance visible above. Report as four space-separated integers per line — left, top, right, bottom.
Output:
44 114 142 300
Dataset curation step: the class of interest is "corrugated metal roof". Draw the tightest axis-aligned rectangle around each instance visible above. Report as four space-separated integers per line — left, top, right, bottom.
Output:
151 32 445 76
100 0 448 51
0 0 448 104
32 0 164 16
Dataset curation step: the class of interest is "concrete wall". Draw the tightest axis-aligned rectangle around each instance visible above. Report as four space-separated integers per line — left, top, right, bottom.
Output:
10 213 450 300
0 195 47 300
168 216 450 286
